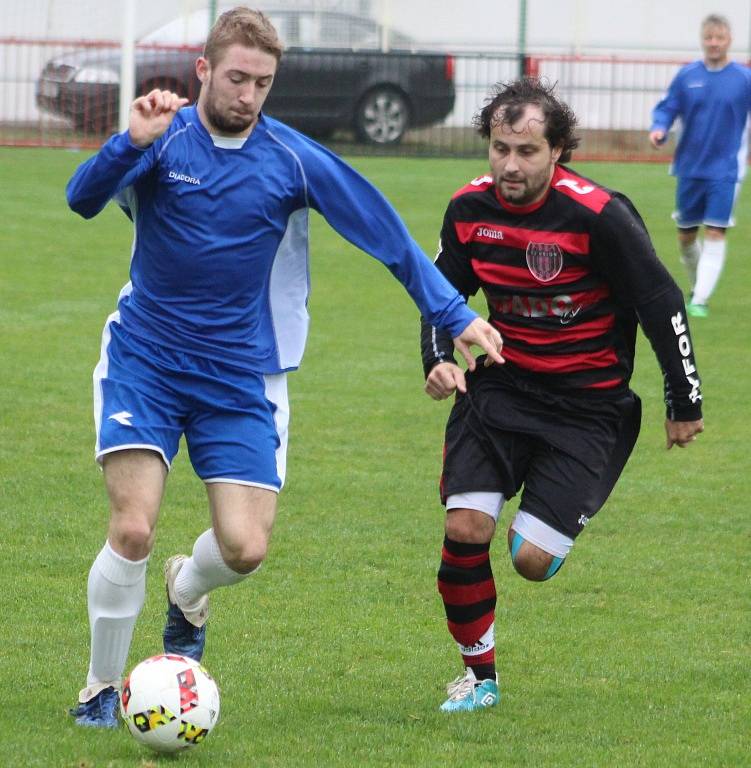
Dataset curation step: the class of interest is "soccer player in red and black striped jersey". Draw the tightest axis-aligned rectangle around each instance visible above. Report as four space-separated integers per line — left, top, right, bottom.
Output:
421 78 704 713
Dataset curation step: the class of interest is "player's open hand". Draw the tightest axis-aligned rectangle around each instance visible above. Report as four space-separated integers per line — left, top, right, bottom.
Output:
129 89 189 148
425 362 467 400
453 317 504 371
665 417 704 449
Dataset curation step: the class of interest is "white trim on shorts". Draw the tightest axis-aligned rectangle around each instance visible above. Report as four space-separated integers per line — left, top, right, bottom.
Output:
446 494 575 558
446 491 505 521
96 443 171 469
204 478 280 493
264 373 289 488
511 510 574 558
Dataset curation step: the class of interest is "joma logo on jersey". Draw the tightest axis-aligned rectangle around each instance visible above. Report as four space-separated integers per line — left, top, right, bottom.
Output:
168 170 201 185
494 294 575 318
477 226 504 240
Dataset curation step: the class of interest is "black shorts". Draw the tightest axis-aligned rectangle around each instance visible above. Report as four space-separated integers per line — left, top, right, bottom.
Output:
440 365 642 539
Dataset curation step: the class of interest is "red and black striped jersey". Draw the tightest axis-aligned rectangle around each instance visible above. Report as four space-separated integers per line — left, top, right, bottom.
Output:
421 164 702 420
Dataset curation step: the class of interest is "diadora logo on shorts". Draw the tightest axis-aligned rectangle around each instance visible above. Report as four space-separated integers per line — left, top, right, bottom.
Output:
578 515 590 527
168 170 201 185
108 411 134 426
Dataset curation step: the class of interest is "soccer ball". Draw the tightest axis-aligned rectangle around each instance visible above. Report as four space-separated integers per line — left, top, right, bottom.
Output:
121 654 220 753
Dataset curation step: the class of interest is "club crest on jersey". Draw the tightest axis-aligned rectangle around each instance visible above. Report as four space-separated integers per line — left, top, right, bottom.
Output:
525 242 563 282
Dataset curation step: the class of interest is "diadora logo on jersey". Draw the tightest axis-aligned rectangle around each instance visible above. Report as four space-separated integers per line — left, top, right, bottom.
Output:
470 175 493 186
168 170 201 185
554 178 595 195
108 411 134 426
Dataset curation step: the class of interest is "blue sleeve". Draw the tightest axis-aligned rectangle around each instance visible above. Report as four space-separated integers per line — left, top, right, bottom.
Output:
297 139 477 337
66 131 155 219
651 69 684 133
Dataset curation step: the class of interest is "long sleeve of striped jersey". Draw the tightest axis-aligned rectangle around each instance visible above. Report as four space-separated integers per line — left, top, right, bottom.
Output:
590 196 702 421
419 206 479 377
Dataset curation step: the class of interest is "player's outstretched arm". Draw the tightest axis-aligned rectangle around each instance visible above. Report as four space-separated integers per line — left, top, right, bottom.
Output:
665 418 704 449
452 317 505 371
129 89 189 148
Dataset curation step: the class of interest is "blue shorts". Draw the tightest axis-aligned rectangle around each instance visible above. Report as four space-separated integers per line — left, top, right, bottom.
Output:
93 318 289 490
673 177 741 229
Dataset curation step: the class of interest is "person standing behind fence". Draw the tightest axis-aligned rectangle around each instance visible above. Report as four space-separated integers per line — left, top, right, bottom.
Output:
649 13 751 318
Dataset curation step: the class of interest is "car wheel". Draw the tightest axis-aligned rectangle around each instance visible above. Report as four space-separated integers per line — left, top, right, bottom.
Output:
354 87 410 145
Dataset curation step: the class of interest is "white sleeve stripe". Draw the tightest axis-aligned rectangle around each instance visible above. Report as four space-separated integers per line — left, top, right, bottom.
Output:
265 128 309 208
431 325 446 361
157 123 192 160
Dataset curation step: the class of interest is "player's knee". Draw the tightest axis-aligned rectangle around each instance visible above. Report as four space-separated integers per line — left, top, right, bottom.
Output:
445 508 496 544
220 535 269 574
508 529 565 582
108 513 155 557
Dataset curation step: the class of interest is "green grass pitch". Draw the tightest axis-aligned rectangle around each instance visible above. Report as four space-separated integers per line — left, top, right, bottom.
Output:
0 147 748 767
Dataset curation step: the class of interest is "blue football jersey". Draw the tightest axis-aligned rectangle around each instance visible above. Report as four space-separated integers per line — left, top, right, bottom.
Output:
67 107 476 373
651 60 751 181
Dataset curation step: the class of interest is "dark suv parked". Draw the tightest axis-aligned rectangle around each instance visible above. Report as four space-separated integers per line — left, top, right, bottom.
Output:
36 9 455 145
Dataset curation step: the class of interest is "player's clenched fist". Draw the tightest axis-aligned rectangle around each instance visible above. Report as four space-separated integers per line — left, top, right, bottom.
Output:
129 89 190 148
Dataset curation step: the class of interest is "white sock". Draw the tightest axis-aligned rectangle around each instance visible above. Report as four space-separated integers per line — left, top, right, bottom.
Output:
174 529 251 609
679 240 701 290
692 239 726 305
84 541 148 695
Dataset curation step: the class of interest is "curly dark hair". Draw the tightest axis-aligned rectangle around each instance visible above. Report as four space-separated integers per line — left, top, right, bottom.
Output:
474 77 580 163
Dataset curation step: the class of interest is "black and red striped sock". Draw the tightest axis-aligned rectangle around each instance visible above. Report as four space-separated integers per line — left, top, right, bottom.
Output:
437 536 496 681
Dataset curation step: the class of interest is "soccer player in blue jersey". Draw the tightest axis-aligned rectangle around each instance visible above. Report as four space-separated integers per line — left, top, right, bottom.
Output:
422 78 704 713
66 6 503 728
649 14 751 317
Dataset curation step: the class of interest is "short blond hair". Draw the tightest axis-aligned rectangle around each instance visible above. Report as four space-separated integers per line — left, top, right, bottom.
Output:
204 7 283 66
701 14 731 33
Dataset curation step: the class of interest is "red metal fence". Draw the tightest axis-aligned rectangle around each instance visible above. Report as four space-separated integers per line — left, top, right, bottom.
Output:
1 35 689 160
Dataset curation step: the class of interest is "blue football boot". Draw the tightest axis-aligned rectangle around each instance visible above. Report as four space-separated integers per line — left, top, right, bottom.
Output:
163 555 208 661
70 685 120 728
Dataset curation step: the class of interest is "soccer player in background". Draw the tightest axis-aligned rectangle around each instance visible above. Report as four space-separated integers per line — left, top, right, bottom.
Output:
649 13 751 318
66 6 503 727
421 77 704 712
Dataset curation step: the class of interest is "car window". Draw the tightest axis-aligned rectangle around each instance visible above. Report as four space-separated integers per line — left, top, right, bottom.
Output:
141 8 413 50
